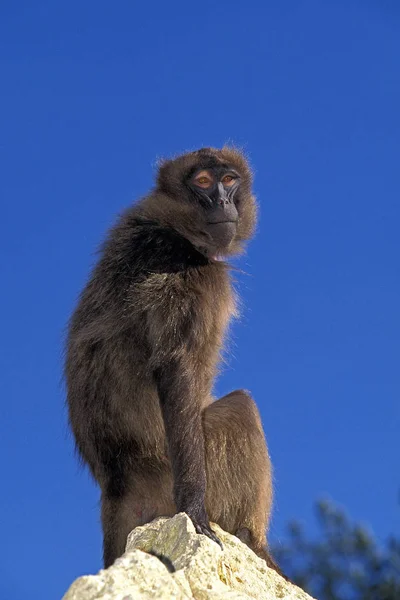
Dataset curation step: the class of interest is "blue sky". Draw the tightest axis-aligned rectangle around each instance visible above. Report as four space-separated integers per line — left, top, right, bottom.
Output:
1 1 399 598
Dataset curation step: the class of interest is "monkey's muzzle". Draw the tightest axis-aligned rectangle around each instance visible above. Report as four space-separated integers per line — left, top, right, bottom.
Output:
207 220 237 248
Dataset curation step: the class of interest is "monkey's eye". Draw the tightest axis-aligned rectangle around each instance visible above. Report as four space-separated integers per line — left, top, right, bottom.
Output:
193 171 214 189
221 175 237 187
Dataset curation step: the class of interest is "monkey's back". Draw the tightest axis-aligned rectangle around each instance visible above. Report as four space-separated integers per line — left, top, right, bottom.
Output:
65 207 236 484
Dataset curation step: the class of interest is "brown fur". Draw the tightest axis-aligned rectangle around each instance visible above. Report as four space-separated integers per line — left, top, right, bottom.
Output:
65 147 280 572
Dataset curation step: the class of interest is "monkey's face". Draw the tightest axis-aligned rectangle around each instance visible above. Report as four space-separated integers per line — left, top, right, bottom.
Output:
156 147 257 258
186 164 241 253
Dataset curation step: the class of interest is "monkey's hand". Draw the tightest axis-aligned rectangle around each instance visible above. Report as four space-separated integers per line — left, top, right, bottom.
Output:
186 506 223 550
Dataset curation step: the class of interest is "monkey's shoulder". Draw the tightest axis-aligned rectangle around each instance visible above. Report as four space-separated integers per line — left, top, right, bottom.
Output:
119 222 236 323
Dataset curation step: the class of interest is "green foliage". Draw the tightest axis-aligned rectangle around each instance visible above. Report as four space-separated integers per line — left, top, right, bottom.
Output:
274 500 400 600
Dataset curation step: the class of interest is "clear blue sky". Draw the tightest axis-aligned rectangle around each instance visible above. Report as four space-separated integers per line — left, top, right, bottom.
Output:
1 1 399 598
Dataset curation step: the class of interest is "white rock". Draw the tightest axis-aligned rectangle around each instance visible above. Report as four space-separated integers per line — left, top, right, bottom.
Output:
63 513 316 600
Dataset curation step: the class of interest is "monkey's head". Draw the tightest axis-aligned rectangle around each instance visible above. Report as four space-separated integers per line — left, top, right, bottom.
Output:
142 147 257 258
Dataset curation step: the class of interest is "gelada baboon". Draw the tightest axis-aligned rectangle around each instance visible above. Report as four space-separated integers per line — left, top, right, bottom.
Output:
66 146 281 572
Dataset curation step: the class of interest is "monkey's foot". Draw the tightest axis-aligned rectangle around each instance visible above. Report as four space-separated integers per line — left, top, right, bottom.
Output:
192 519 224 549
185 509 223 548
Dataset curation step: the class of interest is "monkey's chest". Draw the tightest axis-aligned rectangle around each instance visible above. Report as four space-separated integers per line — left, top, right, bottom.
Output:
181 269 237 362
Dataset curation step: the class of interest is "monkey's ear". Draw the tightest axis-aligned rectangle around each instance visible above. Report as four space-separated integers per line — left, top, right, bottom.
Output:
156 153 199 197
155 158 169 189
156 157 183 195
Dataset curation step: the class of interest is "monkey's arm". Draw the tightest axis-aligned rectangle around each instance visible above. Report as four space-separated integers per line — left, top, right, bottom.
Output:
154 359 222 548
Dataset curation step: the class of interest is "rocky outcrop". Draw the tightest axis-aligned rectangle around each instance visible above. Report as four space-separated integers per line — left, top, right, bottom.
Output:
63 513 316 599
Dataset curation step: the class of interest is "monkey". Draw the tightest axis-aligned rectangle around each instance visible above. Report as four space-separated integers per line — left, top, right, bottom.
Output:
65 146 283 574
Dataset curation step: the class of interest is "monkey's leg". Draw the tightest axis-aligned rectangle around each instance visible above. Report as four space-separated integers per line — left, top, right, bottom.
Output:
203 390 277 564
100 468 175 568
